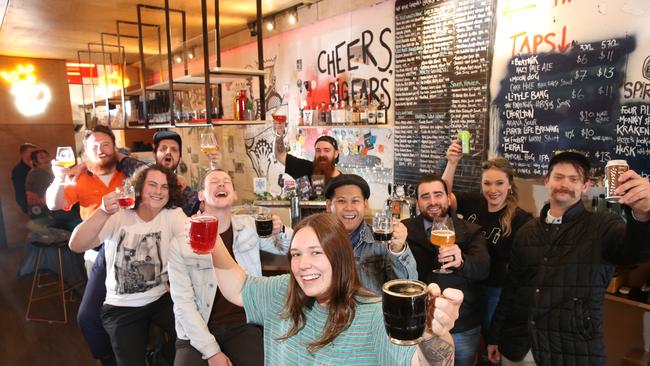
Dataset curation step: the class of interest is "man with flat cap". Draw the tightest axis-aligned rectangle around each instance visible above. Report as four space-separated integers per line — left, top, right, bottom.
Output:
487 152 650 366
275 134 342 184
324 174 417 295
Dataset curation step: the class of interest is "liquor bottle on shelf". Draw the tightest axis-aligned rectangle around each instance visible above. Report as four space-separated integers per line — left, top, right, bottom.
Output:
233 94 239 120
245 89 255 120
320 102 327 125
237 89 247 121
377 93 387 124
368 94 377 124
345 98 352 124
360 95 368 124
352 98 360 124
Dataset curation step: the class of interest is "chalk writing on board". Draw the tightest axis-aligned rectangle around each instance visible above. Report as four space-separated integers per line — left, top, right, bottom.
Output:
494 36 650 178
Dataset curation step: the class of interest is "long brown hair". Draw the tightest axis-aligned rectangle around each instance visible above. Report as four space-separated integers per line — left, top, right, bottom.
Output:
482 157 519 237
281 213 375 352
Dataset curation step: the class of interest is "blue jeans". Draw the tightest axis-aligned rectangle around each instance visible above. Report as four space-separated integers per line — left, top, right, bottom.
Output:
452 325 481 366
482 286 503 365
77 246 114 363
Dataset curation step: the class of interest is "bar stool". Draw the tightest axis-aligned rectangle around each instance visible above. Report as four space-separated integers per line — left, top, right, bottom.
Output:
25 228 74 323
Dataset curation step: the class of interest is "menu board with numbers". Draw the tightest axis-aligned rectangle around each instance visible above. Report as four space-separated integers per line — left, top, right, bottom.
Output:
489 1 650 179
393 0 495 192
494 37 644 178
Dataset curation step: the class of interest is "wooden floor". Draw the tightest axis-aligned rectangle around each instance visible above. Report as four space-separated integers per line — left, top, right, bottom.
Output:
0 247 95 365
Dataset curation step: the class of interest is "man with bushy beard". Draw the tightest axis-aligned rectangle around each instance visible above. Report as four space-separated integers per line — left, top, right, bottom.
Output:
274 134 342 186
402 173 489 366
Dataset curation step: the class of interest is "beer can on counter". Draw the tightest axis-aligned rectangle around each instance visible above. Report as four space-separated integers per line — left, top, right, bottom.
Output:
604 160 629 202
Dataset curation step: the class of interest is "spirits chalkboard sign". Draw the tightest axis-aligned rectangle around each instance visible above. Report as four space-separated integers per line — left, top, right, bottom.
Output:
393 0 494 191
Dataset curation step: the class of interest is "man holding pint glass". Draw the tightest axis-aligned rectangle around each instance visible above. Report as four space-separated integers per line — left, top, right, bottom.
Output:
404 173 490 366
168 169 291 366
487 152 650 366
324 174 418 295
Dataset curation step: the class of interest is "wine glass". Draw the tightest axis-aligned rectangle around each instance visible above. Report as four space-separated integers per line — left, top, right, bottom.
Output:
200 133 220 169
55 146 76 186
372 212 394 246
429 217 455 274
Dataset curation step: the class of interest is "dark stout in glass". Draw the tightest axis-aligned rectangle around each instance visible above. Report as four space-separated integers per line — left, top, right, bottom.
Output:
373 229 393 242
255 217 273 238
382 279 429 345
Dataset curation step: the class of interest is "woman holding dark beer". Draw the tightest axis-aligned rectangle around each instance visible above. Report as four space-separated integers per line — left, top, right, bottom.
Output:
204 212 463 365
442 141 533 364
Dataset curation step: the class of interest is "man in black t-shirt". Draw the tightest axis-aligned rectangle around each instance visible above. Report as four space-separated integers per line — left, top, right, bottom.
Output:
274 134 342 185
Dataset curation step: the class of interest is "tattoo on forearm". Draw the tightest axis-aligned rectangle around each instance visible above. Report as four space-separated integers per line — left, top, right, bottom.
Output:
417 336 454 366
275 136 286 154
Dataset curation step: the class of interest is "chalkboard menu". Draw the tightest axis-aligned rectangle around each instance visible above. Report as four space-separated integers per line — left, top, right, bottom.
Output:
495 36 650 178
393 0 494 191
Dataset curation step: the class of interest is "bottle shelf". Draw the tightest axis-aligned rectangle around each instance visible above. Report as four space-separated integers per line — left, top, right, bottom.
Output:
126 119 267 129
605 293 650 311
297 123 392 129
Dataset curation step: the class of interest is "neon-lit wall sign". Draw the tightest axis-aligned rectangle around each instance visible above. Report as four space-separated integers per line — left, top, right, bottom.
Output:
0 64 52 116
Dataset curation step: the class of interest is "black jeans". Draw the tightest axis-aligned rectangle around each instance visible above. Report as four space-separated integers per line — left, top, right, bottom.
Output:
101 293 176 366
174 322 264 366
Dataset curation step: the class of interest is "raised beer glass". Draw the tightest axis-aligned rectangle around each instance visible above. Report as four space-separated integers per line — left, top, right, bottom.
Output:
372 212 394 245
430 216 455 274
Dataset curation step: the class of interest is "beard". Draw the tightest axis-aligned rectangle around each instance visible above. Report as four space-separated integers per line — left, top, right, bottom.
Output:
421 204 449 222
158 154 179 171
312 156 336 181
88 152 118 175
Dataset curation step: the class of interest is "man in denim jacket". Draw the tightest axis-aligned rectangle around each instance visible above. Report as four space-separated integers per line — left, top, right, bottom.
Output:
168 169 291 366
324 174 418 295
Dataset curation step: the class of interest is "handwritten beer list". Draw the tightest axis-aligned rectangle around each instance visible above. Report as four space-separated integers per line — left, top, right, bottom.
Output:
394 0 493 190
495 37 649 178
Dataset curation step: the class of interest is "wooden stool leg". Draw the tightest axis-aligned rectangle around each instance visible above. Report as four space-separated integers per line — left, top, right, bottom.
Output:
26 247 44 321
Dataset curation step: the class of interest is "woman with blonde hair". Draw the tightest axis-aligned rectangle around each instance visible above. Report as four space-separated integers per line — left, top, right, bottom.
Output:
204 212 463 365
443 141 533 365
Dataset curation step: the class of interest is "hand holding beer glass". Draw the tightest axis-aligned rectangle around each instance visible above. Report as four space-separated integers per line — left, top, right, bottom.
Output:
382 279 435 345
54 146 77 186
255 207 274 238
372 212 394 245
430 217 455 274
200 133 221 170
189 216 219 254
115 182 135 209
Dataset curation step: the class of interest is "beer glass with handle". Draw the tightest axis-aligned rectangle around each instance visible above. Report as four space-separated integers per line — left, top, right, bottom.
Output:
55 146 76 186
430 216 455 274
200 132 220 169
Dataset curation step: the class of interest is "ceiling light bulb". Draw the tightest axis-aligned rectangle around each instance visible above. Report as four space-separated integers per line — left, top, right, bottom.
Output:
288 14 297 25
266 20 274 31
175 56 182 63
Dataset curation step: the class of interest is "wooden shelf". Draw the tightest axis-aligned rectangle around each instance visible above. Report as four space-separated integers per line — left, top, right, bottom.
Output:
298 123 392 129
605 293 650 311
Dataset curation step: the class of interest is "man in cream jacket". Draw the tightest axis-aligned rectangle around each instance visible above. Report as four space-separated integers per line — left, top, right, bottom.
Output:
168 169 291 366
